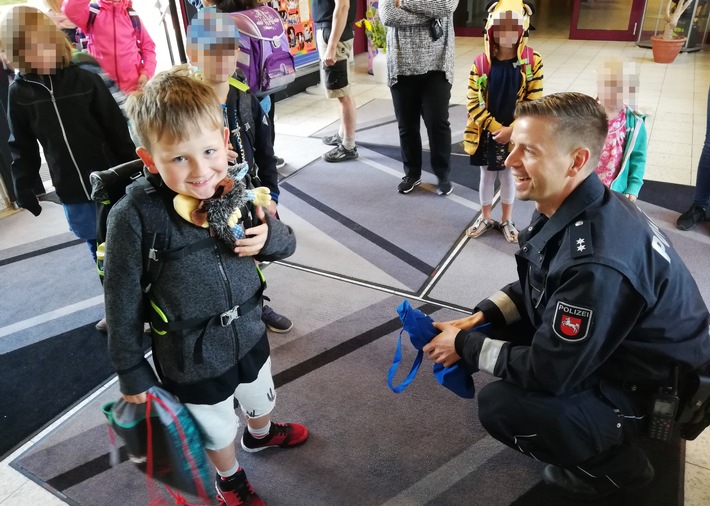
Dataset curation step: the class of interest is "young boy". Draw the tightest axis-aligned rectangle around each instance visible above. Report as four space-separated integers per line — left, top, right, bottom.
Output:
104 71 308 506
187 8 294 334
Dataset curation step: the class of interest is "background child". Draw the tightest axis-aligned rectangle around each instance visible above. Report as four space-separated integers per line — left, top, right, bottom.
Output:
0 6 136 331
595 59 647 202
105 69 307 506
187 8 293 333
62 0 157 92
44 0 78 47
464 2 543 243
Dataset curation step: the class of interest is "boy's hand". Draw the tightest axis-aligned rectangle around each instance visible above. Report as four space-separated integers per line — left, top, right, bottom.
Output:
492 126 512 144
267 200 278 218
234 206 268 257
123 392 147 404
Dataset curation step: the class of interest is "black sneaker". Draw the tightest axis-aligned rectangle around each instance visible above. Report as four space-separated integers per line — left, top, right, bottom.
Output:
322 132 342 146
262 305 293 333
274 156 285 169
676 203 706 231
215 470 264 506
323 144 358 163
437 180 453 196
398 176 421 194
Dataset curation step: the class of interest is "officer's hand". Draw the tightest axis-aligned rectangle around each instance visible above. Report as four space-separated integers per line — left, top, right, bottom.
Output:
122 392 147 404
423 322 461 368
442 311 485 331
234 206 268 257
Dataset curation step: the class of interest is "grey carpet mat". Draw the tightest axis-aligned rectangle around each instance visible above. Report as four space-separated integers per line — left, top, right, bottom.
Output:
278 145 481 293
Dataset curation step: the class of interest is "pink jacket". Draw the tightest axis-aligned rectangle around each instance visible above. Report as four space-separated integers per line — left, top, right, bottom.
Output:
62 0 157 93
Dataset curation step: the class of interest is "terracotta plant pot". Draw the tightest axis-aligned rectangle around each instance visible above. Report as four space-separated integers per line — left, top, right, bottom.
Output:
650 35 687 64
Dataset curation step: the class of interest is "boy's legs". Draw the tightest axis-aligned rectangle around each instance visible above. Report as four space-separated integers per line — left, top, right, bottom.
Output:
236 356 309 452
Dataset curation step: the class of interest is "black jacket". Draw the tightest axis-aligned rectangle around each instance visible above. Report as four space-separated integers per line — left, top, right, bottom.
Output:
225 82 279 202
8 63 136 214
456 175 710 394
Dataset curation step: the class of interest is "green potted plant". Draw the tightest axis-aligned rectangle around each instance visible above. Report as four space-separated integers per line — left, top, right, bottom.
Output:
355 5 387 53
651 0 696 63
355 4 388 83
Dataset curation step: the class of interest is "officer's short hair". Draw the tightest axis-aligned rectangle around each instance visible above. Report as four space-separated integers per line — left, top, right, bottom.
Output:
515 93 608 170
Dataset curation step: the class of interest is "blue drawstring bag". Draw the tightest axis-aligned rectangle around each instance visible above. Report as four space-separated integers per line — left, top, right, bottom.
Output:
388 300 485 398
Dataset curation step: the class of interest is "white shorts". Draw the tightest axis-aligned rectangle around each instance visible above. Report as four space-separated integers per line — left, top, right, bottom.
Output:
184 357 276 450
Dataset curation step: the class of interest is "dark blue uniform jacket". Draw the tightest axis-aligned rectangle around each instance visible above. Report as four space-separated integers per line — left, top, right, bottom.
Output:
456 175 710 395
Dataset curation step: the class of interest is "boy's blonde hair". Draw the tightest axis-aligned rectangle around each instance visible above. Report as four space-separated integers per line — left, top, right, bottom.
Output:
0 6 73 75
126 66 223 151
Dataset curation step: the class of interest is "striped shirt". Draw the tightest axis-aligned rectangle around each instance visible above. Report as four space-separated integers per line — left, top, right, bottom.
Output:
379 0 458 87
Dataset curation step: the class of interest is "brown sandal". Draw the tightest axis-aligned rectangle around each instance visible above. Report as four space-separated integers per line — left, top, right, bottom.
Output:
466 217 496 238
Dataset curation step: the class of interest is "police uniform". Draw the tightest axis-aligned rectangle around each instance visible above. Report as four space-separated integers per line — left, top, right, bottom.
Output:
456 174 710 490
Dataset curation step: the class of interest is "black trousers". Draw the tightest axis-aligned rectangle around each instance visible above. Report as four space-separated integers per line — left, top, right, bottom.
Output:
478 379 652 488
390 71 452 182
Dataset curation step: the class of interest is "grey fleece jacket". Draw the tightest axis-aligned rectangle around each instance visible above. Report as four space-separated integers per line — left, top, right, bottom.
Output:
379 0 458 87
104 182 296 398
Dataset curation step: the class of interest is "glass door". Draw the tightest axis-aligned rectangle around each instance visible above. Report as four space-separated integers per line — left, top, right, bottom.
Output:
570 0 647 40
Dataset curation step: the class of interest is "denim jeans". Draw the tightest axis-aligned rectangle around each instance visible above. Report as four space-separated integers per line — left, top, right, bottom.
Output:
63 201 98 261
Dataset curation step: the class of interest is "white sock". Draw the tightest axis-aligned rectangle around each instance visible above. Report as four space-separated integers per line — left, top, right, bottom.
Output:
338 127 344 139
217 460 240 478
342 136 356 150
248 422 271 439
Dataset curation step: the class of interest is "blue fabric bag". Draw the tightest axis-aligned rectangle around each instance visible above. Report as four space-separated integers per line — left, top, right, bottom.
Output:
388 300 485 398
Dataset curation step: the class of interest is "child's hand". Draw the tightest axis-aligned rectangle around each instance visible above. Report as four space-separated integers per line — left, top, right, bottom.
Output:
123 392 147 404
267 200 278 218
234 206 268 257
138 74 148 87
227 143 239 165
624 194 637 202
492 126 513 144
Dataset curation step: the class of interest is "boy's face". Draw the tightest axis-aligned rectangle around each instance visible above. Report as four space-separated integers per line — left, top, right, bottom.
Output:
191 43 239 83
137 125 231 200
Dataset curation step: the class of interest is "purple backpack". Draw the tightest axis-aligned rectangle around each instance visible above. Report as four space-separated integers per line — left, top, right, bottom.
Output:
230 7 296 96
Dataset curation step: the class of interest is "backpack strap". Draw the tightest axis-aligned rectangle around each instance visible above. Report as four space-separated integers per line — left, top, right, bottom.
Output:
87 2 100 32
125 177 171 294
519 45 534 82
474 53 489 109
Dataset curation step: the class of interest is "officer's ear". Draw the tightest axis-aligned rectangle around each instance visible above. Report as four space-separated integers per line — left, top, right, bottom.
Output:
568 147 591 177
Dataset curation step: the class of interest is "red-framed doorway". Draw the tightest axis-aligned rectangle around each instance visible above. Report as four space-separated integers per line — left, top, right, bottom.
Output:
569 0 647 40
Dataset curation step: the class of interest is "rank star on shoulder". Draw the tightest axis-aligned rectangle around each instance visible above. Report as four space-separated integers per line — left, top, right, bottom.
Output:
576 238 585 246
577 244 586 252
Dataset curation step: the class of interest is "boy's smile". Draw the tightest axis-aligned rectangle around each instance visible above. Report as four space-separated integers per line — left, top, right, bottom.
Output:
138 126 231 200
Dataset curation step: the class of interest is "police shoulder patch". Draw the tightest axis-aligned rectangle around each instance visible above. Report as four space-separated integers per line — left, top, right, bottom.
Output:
552 300 593 342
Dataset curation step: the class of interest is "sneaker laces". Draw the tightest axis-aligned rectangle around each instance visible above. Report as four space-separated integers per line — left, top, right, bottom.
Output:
220 474 257 504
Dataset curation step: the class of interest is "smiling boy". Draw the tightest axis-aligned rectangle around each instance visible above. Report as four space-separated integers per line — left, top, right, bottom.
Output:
104 70 307 506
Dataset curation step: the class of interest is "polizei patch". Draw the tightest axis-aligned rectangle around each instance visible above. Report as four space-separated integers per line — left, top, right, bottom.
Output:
552 301 593 342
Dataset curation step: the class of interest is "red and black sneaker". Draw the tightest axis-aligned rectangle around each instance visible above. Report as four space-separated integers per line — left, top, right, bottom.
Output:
215 469 264 506
241 422 309 453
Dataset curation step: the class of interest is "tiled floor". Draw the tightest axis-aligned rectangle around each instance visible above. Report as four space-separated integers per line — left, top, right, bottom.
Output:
1 27 709 506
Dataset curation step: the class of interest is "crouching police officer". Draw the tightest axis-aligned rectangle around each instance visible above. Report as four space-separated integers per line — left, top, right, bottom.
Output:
424 92 710 500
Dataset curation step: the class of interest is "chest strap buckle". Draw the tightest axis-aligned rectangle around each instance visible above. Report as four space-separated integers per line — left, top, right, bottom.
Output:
220 305 241 326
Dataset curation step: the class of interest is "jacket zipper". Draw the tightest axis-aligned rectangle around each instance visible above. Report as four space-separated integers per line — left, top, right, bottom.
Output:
613 111 641 186
30 76 90 199
214 241 238 359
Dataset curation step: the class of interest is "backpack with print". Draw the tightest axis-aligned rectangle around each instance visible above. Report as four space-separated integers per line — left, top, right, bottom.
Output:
229 6 295 97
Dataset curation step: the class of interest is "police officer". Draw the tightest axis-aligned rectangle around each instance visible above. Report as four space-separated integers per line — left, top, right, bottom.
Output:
423 92 710 500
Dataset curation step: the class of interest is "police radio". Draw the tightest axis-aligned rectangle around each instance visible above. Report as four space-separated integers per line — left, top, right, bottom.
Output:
648 368 680 442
